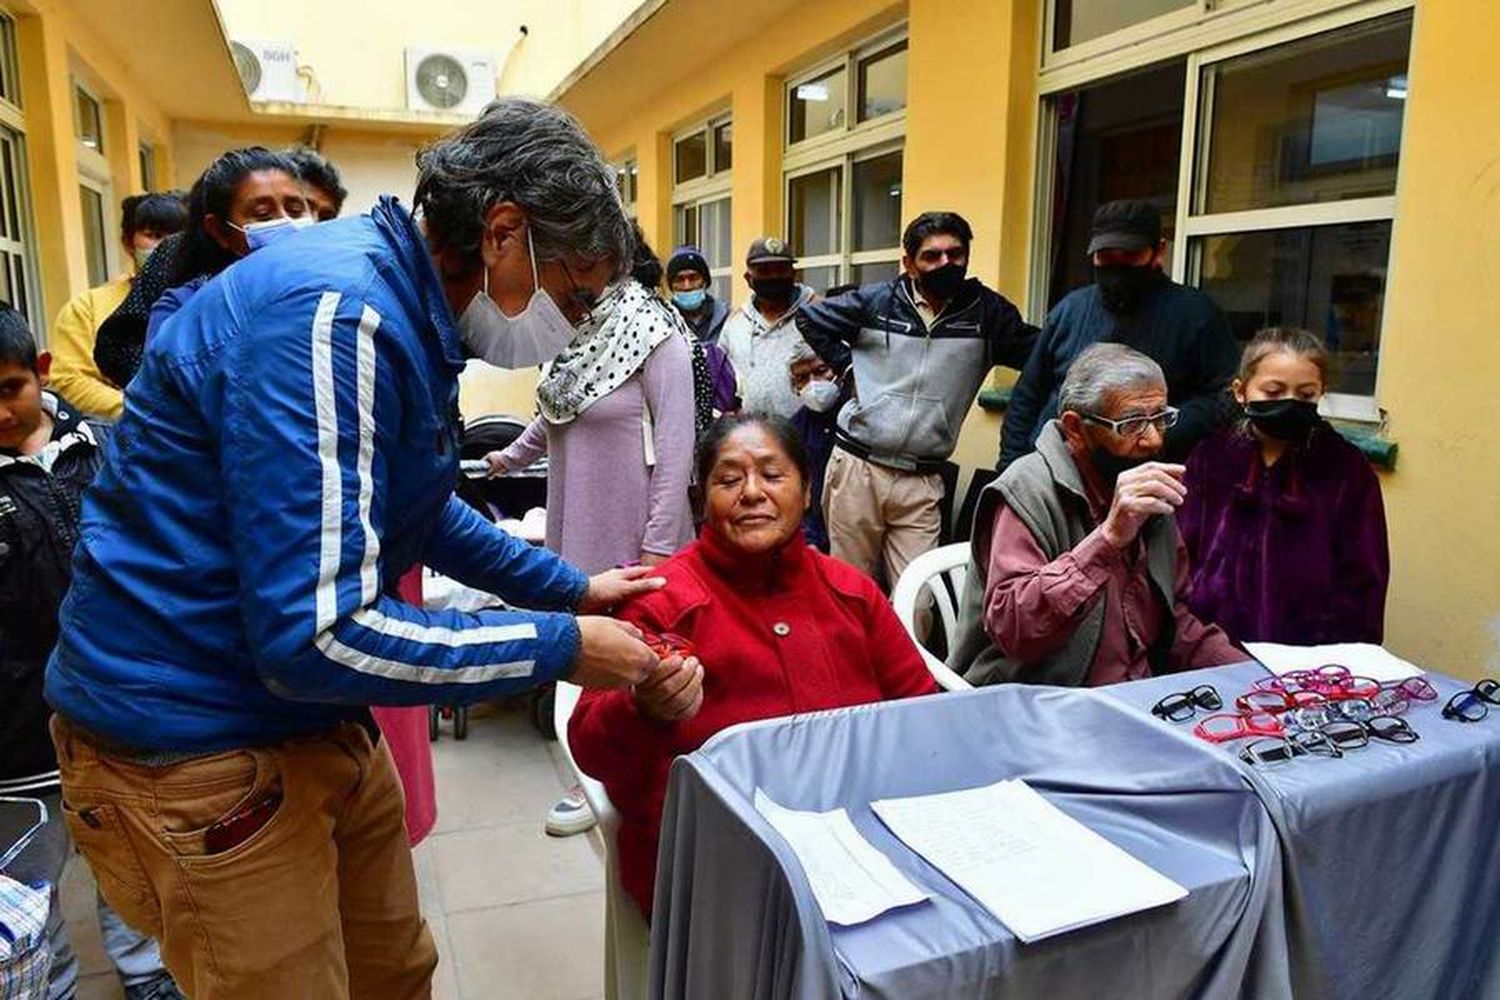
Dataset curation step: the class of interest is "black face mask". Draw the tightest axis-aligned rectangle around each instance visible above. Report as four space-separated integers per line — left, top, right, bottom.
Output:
918 263 968 302
1090 448 1148 491
1244 398 1320 442
1095 264 1158 315
751 277 797 307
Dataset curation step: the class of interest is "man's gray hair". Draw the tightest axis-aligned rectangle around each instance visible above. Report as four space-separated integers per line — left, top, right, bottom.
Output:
414 97 632 277
1057 343 1166 416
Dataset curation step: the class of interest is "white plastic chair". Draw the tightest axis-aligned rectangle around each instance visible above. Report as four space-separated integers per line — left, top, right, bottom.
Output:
553 681 650 1000
891 542 974 691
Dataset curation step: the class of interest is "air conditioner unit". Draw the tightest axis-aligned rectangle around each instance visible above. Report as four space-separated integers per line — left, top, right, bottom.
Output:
405 47 497 115
230 40 303 103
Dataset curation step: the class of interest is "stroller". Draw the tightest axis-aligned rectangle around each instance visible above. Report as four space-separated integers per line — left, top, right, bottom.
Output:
0 798 50 1000
429 415 552 741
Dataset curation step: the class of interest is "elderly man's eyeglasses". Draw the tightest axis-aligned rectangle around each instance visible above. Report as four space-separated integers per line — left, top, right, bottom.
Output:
1081 407 1180 440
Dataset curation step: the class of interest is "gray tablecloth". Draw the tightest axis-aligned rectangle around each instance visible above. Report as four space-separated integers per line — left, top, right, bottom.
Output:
1104 661 1500 1000
649 683 1294 1000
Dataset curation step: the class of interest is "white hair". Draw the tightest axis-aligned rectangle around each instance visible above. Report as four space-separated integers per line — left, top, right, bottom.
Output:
1057 343 1165 416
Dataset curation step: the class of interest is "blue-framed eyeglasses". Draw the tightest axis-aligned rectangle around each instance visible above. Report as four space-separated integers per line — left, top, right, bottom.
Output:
1081 406 1180 440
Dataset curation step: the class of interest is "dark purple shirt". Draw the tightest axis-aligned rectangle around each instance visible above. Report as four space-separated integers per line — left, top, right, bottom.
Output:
1179 425 1389 645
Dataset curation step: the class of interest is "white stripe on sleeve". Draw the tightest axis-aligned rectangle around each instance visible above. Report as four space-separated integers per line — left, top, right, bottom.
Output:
350 607 537 648
315 632 536 684
311 291 343 634
354 304 381 605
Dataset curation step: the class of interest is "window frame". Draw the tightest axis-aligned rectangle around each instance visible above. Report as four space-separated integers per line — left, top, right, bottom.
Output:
784 138 905 290
1028 0 1416 421
672 193 734 303
0 10 39 333
138 140 157 192
783 26 908 165
77 173 113 286
672 111 732 194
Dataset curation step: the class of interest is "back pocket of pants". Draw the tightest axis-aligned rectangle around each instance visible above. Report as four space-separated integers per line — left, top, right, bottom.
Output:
60 800 159 932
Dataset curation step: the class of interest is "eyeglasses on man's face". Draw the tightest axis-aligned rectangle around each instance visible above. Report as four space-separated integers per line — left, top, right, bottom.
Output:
1081 406 1180 440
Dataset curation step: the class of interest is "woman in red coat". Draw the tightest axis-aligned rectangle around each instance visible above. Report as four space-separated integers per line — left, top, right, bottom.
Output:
569 413 938 917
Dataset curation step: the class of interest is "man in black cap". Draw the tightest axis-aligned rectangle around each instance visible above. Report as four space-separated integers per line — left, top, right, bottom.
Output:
719 236 820 418
998 199 1238 469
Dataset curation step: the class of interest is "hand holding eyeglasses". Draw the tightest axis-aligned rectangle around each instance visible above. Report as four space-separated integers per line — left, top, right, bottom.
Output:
1102 462 1188 549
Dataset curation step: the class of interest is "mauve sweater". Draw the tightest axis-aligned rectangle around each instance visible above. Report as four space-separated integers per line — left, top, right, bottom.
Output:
498 333 696 574
1179 424 1389 645
569 527 938 917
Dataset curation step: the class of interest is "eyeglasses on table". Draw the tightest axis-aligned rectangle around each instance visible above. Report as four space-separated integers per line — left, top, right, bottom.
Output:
1442 679 1500 722
1151 684 1222 722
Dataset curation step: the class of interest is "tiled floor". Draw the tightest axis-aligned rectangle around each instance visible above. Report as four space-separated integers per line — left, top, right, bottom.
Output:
62 699 607 1000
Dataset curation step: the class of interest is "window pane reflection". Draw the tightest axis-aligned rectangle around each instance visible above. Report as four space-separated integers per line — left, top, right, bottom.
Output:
852 150 903 252
675 130 706 184
858 43 906 121
788 167 841 257
789 67 847 144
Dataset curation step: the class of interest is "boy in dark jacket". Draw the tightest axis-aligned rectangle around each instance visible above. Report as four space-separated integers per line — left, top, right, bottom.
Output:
0 311 181 999
796 211 1038 588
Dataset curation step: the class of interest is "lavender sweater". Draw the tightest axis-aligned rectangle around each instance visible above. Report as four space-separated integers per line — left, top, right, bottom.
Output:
499 333 696 574
1179 424 1389 645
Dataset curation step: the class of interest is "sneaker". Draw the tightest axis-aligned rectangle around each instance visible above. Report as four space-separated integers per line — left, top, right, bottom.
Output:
545 785 596 837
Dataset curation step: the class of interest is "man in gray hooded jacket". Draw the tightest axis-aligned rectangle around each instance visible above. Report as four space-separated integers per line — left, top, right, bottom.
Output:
796 211 1037 588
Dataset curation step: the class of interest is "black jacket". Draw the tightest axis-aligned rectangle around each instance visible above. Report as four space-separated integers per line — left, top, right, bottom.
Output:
998 274 1239 469
796 276 1037 468
0 393 106 786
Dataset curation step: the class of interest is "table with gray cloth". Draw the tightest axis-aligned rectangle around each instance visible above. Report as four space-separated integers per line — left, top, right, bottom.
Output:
648 683 1294 1000
1103 661 1500 1000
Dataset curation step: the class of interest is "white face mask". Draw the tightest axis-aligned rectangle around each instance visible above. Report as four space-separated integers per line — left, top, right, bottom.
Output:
800 378 841 413
458 229 578 370
229 215 314 253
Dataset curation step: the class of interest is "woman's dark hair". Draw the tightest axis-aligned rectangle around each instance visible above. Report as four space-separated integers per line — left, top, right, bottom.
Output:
1238 326 1331 388
122 191 188 243
902 211 973 259
630 220 663 291
172 146 299 285
694 412 810 489
286 146 347 215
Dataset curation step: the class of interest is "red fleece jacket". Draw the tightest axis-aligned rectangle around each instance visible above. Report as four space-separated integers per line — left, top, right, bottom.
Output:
569 527 937 916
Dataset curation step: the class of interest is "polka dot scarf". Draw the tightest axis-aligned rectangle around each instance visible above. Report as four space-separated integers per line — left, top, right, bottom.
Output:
536 279 685 425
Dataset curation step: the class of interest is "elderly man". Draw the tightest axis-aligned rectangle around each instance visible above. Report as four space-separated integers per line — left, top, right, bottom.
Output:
45 98 666 997
950 343 1240 687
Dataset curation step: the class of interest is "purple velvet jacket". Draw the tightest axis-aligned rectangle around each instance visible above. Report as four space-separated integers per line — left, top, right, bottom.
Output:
1179 424 1389 645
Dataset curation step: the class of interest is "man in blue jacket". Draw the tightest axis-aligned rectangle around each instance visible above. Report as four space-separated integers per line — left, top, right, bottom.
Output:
45 98 668 997
998 199 1238 469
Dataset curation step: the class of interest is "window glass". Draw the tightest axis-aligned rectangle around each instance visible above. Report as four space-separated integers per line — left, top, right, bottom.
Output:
1199 14 1412 213
675 130 707 184
788 167 841 257
852 261 899 286
139 144 156 191
852 149 903 252
0 15 19 108
799 265 840 294
712 274 733 304
713 122 733 172
1194 219 1391 396
1053 0 1193 50
75 88 102 151
858 42 907 122
79 185 108 286
674 203 697 248
789 67 847 144
701 197 732 272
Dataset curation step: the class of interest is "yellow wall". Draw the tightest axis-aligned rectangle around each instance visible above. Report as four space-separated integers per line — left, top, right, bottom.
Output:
216 0 641 109
1372 0 1500 678
11 0 178 334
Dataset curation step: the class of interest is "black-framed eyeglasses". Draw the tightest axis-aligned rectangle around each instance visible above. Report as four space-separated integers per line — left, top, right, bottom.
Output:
1237 729 1343 767
1442 679 1500 722
1152 684 1222 722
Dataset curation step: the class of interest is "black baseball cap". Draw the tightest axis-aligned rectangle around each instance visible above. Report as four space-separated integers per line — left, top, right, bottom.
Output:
746 236 796 267
1087 200 1163 256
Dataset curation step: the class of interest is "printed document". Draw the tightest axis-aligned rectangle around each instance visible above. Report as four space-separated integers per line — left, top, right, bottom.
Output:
1245 641 1424 682
872 779 1186 942
754 789 927 926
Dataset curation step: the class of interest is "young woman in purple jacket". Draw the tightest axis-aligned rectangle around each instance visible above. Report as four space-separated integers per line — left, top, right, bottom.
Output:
1179 327 1389 645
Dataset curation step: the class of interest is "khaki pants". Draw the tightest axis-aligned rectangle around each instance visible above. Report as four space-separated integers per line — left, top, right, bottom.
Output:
823 447 944 590
51 716 437 1000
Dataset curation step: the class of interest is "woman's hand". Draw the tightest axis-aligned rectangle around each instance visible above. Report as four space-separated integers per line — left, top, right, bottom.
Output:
568 617 657 690
633 654 704 723
484 450 509 477
579 565 666 613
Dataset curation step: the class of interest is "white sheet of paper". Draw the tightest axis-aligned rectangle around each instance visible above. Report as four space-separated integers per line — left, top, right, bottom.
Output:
753 789 928 927
1245 641 1424 682
872 779 1186 943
